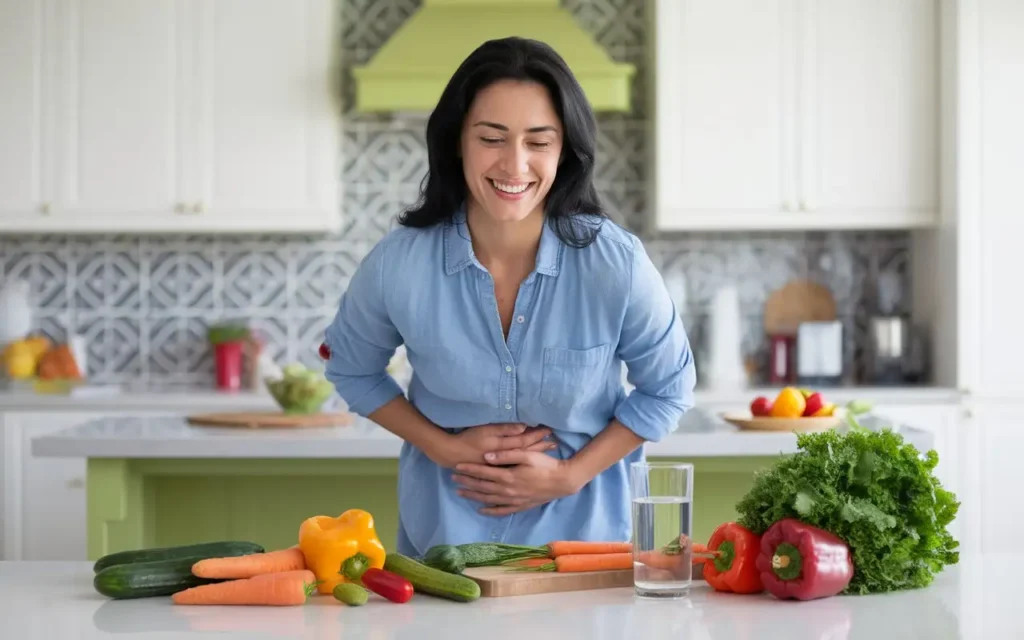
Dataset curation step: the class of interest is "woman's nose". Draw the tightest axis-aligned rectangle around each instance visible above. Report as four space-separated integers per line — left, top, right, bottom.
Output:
500 144 529 175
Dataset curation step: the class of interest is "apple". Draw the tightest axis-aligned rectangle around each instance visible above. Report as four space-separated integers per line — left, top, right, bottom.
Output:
802 392 825 417
750 396 773 417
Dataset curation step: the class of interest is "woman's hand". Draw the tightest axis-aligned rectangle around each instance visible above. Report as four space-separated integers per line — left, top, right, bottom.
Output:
452 450 584 516
425 424 554 469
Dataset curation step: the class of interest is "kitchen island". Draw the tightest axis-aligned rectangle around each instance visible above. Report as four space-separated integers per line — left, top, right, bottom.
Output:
0 557 1009 638
30 411 936 561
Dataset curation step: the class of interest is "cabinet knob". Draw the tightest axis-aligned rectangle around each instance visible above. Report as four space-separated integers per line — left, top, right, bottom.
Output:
175 202 186 213
39 202 51 215
66 477 85 490
192 202 204 213
800 200 812 211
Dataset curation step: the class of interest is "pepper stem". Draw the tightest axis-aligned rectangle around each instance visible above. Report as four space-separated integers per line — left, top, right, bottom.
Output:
340 552 372 581
711 541 736 573
771 543 803 581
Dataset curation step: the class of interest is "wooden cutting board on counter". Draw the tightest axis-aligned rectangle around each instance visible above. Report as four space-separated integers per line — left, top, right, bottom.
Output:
462 566 634 597
186 412 353 429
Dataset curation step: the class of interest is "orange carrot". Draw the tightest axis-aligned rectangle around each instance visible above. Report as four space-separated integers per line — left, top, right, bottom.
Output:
191 547 306 579
172 569 317 606
636 551 684 571
545 541 633 557
528 552 633 572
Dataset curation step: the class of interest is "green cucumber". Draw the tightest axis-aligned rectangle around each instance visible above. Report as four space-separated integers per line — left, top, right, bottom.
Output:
423 545 465 574
333 583 369 606
94 557 221 599
383 553 480 602
92 540 265 573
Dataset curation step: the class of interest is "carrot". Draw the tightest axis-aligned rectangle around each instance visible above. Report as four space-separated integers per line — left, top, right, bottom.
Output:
172 569 317 606
515 552 634 573
545 541 633 557
191 547 306 579
636 550 684 571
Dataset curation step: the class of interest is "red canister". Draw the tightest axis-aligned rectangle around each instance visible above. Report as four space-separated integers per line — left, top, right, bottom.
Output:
214 341 244 391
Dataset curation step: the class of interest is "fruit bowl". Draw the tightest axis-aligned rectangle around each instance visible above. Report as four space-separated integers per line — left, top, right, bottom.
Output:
264 363 335 415
719 412 842 432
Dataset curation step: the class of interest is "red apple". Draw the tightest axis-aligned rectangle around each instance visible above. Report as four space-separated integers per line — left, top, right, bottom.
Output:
802 392 825 417
750 396 773 417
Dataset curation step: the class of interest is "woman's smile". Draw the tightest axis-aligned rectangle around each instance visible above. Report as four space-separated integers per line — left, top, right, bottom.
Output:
489 178 536 201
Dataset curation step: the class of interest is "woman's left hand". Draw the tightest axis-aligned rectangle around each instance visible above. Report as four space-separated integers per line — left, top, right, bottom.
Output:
452 450 583 516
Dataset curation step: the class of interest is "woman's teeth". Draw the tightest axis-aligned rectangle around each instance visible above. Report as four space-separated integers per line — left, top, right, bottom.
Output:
489 179 532 194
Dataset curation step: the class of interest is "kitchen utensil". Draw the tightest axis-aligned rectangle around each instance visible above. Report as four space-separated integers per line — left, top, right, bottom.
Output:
719 412 841 432
768 334 797 384
630 461 694 599
796 320 844 386
703 284 747 390
462 566 635 597
763 280 837 336
186 412 352 428
867 315 910 384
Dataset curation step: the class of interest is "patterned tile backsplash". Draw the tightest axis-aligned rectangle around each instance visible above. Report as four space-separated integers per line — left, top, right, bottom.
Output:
0 0 910 387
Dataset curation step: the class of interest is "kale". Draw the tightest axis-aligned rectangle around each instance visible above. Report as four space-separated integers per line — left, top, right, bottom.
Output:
735 423 960 594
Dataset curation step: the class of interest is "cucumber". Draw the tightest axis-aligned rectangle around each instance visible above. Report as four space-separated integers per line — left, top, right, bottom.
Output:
383 553 480 602
423 545 465 574
92 540 265 573
94 557 221 599
333 583 369 606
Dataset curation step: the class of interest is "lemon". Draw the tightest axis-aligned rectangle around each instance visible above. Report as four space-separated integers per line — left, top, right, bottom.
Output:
5 350 38 379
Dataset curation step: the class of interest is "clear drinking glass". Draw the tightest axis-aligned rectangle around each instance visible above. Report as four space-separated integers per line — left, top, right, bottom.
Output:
630 461 694 599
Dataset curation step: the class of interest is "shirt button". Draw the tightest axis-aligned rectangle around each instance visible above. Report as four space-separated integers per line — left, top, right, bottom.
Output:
505 365 512 372
516 315 525 323
505 403 511 410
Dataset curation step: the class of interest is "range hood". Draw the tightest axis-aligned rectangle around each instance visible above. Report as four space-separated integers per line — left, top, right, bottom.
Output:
351 0 636 113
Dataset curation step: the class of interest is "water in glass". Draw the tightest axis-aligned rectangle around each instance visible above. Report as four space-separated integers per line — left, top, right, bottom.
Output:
630 462 694 599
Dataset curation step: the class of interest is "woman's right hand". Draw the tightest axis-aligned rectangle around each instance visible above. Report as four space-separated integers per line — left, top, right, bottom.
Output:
427 424 554 469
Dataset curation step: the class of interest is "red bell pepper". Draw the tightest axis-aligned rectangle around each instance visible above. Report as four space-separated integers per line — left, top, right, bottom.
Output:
702 522 763 594
756 518 854 600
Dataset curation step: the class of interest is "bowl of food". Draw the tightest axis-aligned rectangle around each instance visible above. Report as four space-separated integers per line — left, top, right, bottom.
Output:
719 386 847 432
264 363 336 415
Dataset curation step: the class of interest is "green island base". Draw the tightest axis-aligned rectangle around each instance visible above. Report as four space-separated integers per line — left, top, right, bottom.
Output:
87 457 779 560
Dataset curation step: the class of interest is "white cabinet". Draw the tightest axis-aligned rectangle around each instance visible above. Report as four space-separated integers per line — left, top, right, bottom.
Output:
0 0 340 234
648 0 940 231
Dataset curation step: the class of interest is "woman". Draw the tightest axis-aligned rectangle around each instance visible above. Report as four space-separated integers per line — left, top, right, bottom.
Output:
323 36 696 557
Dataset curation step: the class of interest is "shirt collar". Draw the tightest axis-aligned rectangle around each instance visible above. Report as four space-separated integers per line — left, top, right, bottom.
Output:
443 205 563 277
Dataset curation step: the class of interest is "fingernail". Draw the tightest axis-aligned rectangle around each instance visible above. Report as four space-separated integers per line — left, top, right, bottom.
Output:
484 452 495 461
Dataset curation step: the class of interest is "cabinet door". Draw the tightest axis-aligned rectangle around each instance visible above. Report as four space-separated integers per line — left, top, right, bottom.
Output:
0 0 55 228
650 0 795 230
191 0 339 232
50 0 189 231
804 0 939 226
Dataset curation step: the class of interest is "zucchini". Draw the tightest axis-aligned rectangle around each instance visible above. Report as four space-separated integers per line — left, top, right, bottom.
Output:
384 552 480 602
333 583 369 606
423 545 465 574
94 557 221 599
92 540 265 573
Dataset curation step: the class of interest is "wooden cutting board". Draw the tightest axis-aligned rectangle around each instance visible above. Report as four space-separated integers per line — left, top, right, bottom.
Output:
462 566 634 597
186 412 353 429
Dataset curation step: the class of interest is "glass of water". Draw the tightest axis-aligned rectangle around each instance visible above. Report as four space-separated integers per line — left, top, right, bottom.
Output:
630 461 694 599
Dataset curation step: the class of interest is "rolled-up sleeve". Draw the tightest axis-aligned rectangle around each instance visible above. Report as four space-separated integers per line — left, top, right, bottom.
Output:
323 237 404 417
613 237 697 442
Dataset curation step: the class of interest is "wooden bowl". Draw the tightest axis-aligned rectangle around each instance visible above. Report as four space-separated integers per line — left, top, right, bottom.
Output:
719 412 841 432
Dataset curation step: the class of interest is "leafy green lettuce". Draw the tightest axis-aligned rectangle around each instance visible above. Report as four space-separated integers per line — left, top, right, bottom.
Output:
735 424 960 594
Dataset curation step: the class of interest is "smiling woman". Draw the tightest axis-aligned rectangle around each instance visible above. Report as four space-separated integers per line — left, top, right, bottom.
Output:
322 36 697 558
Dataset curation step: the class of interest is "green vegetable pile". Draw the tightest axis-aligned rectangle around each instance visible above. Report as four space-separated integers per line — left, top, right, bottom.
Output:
735 417 960 595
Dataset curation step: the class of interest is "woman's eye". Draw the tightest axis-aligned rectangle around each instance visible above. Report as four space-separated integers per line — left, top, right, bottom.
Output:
480 137 503 144
530 141 551 149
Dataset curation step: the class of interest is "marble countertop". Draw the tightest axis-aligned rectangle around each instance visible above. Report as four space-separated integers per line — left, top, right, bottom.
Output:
30 411 936 459
0 384 960 412
0 559 1011 639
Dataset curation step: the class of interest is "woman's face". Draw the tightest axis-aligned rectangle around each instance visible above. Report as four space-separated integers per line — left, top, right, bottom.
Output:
460 79 564 224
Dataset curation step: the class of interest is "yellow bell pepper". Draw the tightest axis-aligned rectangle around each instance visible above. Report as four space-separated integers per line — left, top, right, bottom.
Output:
298 509 386 594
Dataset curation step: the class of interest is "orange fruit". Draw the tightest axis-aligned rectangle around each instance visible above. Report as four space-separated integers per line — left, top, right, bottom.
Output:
770 387 807 418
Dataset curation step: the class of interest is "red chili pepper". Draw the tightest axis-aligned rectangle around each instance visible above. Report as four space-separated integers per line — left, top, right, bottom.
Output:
756 518 854 601
358 568 414 603
702 522 764 594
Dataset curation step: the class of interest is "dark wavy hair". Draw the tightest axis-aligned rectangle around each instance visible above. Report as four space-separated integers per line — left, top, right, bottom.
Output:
398 37 607 248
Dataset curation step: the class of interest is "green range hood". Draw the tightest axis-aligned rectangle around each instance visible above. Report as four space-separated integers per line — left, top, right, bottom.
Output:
351 0 636 113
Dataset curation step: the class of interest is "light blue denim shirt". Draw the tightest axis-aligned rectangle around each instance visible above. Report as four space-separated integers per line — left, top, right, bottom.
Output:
323 208 696 557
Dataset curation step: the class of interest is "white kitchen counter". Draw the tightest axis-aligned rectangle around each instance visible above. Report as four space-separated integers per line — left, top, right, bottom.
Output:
0 558 1011 639
29 411 936 459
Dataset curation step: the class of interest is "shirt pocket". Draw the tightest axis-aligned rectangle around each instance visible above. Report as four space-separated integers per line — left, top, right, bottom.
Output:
539 343 611 409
